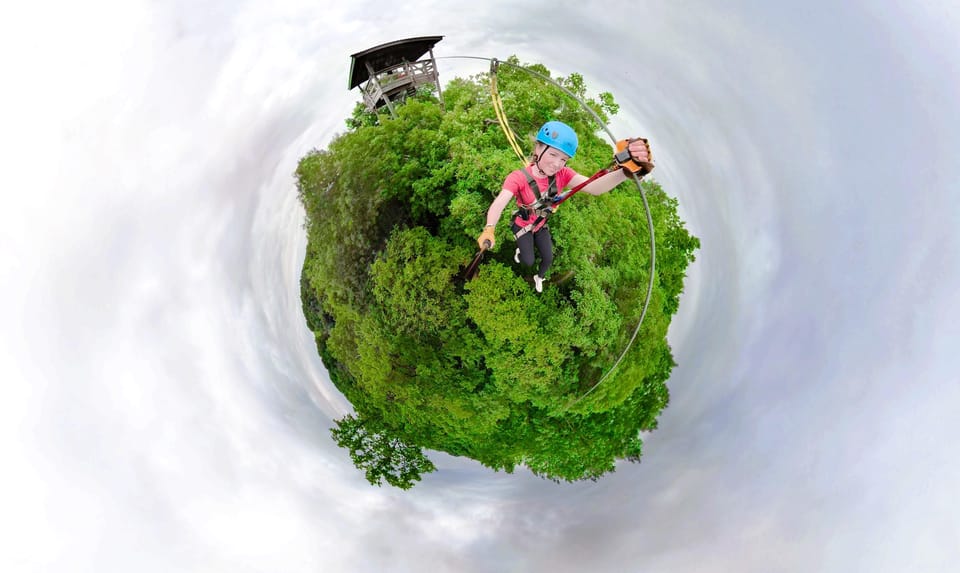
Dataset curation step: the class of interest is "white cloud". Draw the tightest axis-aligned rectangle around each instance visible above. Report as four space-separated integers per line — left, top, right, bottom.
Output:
3 0 960 571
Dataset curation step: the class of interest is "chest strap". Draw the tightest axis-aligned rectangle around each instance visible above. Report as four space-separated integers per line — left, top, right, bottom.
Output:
522 169 557 204
513 171 560 239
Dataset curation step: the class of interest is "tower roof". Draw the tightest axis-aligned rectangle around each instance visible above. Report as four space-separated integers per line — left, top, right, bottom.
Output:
348 35 444 89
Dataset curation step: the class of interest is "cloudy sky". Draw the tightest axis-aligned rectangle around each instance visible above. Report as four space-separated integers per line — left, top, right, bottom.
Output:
3 0 959 571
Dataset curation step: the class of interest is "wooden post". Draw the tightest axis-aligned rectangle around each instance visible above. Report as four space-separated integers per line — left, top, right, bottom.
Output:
429 47 444 110
365 61 396 117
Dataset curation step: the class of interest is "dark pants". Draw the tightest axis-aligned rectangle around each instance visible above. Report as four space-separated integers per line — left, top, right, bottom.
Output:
513 223 553 277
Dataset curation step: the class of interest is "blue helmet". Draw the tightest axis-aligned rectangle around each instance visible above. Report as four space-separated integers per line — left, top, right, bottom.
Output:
536 121 578 158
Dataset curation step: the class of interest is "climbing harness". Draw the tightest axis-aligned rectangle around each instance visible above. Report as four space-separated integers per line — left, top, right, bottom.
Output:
442 55 657 408
512 164 616 240
512 170 558 239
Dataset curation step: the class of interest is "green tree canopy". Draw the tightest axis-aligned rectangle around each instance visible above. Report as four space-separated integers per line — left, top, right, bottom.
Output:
331 414 437 490
298 57 699 487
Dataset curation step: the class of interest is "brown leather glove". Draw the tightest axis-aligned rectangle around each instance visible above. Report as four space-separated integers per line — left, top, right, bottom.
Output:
614 138 655 177
478 226 495 250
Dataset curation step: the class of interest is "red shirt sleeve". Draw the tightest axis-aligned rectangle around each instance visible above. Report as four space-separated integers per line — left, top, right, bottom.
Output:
555 166 578 190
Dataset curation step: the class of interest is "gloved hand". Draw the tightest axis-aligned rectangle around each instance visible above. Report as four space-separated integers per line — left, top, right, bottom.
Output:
478 226 495 250
614 138 655 177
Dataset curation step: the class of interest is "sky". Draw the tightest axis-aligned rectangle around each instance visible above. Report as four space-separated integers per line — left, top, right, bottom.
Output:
2 0 959 571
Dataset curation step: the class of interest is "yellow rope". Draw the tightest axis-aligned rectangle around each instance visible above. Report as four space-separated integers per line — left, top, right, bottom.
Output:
489 60 527 164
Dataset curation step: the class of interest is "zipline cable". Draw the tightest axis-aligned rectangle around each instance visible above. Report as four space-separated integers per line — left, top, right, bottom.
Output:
438 55 657 410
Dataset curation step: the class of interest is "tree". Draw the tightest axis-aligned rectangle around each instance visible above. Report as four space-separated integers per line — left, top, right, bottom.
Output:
330 414 436 490
298 57 699 487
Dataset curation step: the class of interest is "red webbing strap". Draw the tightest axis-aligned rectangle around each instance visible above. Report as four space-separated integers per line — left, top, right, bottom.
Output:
551 166 613 208
513 165 615 239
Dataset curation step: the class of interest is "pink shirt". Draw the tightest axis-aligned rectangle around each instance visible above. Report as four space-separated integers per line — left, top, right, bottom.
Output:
504 165 579 229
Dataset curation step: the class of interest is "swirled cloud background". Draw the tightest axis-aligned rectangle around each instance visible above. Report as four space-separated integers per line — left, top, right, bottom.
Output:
3 0 958 571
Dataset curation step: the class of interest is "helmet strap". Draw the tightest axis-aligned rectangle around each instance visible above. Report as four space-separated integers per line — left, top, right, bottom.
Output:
533 146 549 177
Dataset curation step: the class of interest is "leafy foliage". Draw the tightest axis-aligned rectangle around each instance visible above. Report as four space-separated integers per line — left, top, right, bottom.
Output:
331 414 436 490
298 58 699 487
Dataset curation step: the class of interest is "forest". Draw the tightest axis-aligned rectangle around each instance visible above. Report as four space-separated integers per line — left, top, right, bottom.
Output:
297 58 700 488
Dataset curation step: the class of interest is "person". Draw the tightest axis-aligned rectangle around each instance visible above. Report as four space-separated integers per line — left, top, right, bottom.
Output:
476 120 653 292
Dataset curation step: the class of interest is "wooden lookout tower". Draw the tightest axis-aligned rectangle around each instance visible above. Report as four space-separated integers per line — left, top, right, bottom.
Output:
348 35 444 116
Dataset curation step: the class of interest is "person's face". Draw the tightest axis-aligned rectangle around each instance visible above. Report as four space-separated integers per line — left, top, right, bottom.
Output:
536 145 570 175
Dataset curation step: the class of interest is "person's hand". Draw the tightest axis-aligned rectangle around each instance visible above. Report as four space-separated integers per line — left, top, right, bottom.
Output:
616 138 655 176
478 226 495 250
628 138 652 165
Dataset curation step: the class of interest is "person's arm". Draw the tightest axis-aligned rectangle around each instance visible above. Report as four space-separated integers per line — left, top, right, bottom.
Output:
485 189 514 226
567 138 654 196
571 169 628 196
477 189 515 249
